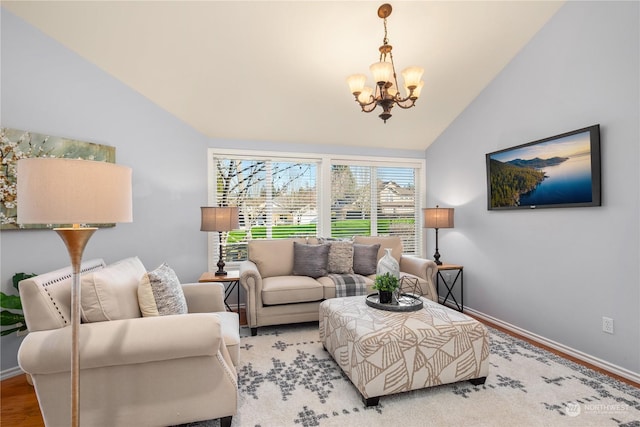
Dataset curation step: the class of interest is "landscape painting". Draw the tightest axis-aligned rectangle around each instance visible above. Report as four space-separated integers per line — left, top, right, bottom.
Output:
486 125 601 210
1 128 116 230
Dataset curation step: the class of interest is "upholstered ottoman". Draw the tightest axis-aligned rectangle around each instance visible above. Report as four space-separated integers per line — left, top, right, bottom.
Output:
319 295 489 406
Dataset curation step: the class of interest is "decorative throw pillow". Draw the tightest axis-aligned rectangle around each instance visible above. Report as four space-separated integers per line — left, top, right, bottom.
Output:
352 243 381 276
292 242 330 278
138 263 188 317
326 240 354 274
81 256 146 322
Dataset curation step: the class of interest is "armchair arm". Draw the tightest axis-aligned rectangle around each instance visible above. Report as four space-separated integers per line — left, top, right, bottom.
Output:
182 282 226 313
239 260 263 328
400 256 438 302
18 313 230 375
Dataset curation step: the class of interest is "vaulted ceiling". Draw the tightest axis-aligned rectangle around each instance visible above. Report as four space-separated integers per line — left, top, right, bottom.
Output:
2 1 564 150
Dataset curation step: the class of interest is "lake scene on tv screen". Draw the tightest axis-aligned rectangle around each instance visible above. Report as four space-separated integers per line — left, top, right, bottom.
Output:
489 130 593 208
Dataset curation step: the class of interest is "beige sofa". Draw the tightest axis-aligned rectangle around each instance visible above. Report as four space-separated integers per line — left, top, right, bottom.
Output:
18 257 239 427
239 236 438 336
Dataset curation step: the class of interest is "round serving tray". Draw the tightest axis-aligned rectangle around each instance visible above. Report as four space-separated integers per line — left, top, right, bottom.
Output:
365 293 424 312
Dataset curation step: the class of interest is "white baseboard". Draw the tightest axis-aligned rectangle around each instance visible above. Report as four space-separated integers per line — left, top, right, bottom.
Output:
1 365 24 381
465 306 640 385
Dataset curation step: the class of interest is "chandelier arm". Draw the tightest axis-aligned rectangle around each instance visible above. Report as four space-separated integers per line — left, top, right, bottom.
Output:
395 99 418 109
362 99 380 112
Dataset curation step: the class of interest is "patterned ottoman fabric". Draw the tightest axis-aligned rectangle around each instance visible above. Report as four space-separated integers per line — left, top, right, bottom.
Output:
319 295 489 405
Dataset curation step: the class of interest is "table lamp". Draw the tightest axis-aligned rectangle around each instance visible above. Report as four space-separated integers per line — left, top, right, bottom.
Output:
200 206 239 276
423 205 454 265
17 158 132 427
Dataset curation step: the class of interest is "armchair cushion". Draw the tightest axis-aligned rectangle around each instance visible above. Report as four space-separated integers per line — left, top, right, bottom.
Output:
138 263 188 317
80 257 145 322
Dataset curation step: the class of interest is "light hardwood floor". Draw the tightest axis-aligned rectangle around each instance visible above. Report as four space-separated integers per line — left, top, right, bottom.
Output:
2 312 637 427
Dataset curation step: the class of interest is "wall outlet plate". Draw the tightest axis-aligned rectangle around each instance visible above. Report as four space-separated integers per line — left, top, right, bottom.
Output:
602 316 614 334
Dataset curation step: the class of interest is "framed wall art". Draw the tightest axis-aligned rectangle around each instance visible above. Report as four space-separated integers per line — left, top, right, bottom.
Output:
1 128 116 230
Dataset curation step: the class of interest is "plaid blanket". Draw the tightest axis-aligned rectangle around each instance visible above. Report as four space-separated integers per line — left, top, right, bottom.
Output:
329 274 369 297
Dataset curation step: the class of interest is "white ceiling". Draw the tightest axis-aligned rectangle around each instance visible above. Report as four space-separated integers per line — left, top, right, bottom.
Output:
2 1 565 151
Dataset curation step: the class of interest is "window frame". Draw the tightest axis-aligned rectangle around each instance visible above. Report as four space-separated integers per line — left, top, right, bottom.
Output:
207 148 426 272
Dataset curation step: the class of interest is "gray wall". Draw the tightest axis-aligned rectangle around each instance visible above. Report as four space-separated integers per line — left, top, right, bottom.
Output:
425 1 639 374
0 8 424 373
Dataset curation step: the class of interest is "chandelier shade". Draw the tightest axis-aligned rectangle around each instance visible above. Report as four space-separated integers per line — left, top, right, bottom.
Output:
347 3 425 123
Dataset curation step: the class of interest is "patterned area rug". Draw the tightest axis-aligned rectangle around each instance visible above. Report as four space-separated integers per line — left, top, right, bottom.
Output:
184 322 640 427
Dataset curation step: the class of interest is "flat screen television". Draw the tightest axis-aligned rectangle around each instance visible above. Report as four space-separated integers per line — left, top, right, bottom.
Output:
486 124 601 210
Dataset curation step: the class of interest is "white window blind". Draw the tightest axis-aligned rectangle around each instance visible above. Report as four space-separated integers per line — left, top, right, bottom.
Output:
209 150 423 266
213 156 318 262
330 162 419 254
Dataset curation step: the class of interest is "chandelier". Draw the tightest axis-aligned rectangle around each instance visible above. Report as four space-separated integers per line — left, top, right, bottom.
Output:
347 3 424 123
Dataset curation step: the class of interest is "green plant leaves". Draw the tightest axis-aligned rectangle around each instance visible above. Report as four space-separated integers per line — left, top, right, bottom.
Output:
0 292 22 310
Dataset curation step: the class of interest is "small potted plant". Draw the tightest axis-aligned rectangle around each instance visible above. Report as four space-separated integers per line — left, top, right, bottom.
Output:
372 272 399 304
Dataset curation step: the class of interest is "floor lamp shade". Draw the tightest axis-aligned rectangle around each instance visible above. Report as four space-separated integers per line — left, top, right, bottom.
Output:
17 158 132 224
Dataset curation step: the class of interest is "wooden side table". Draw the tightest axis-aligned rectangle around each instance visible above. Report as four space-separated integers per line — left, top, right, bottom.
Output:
198 270 240 312
436 264 464 312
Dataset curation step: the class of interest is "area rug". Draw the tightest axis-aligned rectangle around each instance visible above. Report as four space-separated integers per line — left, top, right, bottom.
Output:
185 322 640 427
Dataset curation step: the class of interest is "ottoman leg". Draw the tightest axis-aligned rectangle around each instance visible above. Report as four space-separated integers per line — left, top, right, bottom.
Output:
251 327 258 336
469 377 487 386
363 396 380 407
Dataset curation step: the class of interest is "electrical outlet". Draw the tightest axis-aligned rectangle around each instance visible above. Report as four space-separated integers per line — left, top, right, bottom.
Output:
602 316 614 334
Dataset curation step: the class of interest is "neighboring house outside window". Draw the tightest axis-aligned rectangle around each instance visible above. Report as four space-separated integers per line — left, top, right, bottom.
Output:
208 150 424 269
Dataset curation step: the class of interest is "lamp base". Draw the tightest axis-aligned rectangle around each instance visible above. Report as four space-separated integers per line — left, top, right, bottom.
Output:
216 244 227 276
54 226 97 427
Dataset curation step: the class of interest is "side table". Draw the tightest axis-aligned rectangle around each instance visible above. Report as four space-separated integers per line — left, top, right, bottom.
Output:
198 270 240 313
436 264 464 312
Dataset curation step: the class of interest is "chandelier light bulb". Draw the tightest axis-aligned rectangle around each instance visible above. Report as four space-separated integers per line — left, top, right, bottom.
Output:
358 87 374 104
401 66 425 90
347 74 367 95
370 61 394 85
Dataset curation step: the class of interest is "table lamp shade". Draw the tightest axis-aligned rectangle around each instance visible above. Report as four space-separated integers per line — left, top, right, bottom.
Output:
424 206 454 229
17 158 132 224
200 207 239 232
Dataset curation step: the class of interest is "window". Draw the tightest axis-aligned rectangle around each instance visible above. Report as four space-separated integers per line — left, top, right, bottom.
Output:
212 155 319 262
209 150 424 269
330 162 419 254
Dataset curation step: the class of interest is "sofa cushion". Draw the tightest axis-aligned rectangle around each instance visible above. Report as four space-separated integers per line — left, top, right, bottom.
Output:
138 263 188 317
353 236 403 264
352 243 381 276
80 257 146 322
326 240 354 274
292 242 330 278
262 275 324 305
248 238 306 278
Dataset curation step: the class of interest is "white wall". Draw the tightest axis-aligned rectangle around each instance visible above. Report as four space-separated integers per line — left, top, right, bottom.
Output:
0 8 425 373
425 1 639 375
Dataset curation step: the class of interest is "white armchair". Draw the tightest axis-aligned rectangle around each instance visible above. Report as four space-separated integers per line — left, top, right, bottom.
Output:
18 258 239 427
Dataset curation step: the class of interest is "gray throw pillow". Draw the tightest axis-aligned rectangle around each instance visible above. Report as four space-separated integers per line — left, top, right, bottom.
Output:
292 242 330 278
352 243 381 276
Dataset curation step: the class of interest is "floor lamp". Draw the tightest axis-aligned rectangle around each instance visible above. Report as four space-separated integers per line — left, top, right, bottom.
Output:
17 158 132 427
423 205 454 265
200 206 239 276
